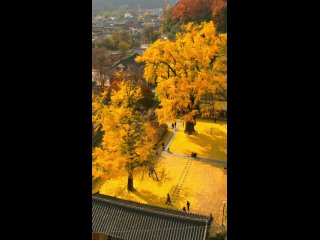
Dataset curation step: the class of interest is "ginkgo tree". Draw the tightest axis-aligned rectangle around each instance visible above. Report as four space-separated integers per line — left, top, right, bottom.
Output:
92 90 108 131
93 78 157 192
136 21 227 134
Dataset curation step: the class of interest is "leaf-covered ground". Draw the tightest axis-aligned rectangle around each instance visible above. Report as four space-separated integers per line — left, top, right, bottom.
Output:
169 119 227 161
95 151 226 225
93 119 227 228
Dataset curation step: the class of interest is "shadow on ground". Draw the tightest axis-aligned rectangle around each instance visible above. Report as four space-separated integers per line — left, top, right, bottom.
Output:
186 128 226 160
132 189 179 210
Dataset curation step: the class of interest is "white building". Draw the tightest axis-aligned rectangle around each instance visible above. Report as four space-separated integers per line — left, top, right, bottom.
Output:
96 15 103 21
92 69 110 87
140 44 150 49
124 12 133 18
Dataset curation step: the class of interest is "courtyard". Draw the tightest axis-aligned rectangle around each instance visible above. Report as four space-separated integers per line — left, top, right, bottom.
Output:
93 118 227 228
169 119 227 161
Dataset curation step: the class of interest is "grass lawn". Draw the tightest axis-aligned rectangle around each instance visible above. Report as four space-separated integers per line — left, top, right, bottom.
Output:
169 119 227 161
96 153 227 225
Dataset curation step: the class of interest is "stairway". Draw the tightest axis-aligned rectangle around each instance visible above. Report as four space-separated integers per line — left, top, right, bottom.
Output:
171 157 193 204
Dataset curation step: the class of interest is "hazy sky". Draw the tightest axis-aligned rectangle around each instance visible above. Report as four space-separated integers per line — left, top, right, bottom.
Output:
93 0 177 10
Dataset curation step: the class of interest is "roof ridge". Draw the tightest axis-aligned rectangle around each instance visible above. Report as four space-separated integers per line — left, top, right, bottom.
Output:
93 194 211 223
112 53 137 66
121 52 138 61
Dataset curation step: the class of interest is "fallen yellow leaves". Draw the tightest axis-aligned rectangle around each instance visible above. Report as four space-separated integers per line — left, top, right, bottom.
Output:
170 119 227 161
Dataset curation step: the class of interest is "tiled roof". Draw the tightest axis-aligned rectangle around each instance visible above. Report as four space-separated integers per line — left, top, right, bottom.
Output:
92 194 213 240
112 53 144 69
132 48 145 56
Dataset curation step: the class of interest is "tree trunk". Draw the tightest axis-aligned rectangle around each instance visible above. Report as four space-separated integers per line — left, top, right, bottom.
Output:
127 172 134 192
153 169 159 181
184 121 195 134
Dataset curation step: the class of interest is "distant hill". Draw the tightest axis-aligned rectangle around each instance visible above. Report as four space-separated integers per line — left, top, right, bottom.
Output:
93 0 177 11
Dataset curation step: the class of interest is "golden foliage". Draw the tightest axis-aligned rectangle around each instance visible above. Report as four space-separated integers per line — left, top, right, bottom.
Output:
136 21 227 124
92 90 108 128
93 79 156 179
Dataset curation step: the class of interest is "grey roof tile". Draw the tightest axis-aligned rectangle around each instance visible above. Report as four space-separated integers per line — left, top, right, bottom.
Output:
92 194 213 240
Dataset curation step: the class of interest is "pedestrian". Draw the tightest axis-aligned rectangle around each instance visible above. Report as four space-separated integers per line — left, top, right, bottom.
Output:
214 117 217 123
166 193 171 205
182 206 186 212
209 214 213 222
162 142 165 150
174 122 176 128
172 123 174 129
187 201 190 211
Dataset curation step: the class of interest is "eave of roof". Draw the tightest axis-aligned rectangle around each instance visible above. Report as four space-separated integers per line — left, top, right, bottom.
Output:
93 194 210 224
92 193 212 240
112 53 143 68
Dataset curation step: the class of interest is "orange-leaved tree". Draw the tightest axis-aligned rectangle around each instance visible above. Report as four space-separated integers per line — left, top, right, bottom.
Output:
172 0 213 23
136 21 226 134
169 0 227 34
93 78 156 191
212 0 227 33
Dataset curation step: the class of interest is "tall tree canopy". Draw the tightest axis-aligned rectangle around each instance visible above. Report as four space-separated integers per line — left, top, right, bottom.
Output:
136 21 227 134
164 0 227 37
93 78 156 191
172 0 213 23
212 0 227 33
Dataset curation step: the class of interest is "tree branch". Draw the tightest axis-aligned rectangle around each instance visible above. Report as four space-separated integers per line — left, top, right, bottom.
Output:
168 52 176 64
160 61 177 76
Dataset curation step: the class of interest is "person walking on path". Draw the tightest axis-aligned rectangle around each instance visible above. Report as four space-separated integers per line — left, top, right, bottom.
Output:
172 123 174 129
182 206 186 212
161 142 165 150
166 193 171 205
174 122 176 129
187 201 190 211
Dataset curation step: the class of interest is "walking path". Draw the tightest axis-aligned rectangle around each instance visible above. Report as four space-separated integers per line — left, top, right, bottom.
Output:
170 157 193 204
158 119 226 204
162 151 226 166
163 120 183 151
160 119 226 166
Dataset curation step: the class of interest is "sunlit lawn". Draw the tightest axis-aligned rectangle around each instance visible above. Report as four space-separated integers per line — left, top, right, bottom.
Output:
95 153 227 225
169 119 227 161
